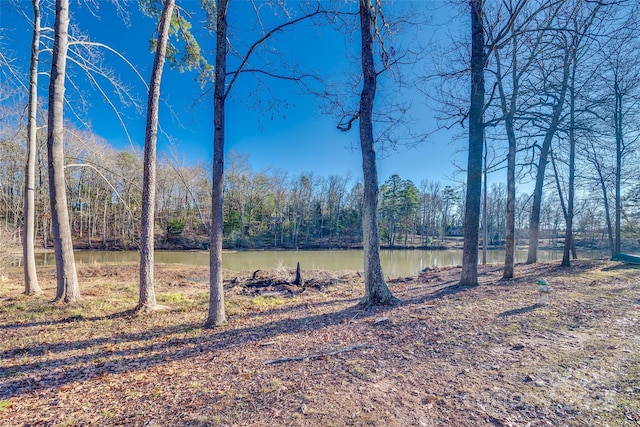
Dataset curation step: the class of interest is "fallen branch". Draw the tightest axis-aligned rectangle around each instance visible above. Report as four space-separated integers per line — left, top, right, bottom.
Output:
264 344 372 365
245 279 287 288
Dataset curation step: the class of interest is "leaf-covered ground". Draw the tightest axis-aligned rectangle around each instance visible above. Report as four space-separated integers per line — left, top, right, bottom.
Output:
0 259 639 426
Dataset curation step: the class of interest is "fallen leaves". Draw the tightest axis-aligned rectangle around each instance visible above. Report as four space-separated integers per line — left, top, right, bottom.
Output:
0 260 638 426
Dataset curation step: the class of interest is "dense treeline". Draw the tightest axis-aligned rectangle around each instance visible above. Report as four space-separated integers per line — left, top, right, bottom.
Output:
1 105 637 252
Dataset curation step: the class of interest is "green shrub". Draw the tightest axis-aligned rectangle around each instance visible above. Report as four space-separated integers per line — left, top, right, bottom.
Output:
167 219 185 237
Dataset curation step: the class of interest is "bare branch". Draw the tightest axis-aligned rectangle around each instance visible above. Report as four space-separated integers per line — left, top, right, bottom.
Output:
224 5 331 99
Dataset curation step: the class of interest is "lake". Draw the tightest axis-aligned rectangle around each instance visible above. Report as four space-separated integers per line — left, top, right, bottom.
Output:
29 248 609 277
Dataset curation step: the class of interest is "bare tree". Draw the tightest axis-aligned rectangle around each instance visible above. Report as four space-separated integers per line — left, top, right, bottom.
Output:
523 1 604 265
602 8 640 255
205 1 332 327
355 0 397 306
585 137 615 254
23 0 42 295
206 0 229 327
48 0 80 303
459 0 485 287
486 0 545 278
525 11 572 264
138 0 175 312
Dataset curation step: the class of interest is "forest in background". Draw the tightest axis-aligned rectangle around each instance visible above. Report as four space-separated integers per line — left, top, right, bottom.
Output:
0 114 638 252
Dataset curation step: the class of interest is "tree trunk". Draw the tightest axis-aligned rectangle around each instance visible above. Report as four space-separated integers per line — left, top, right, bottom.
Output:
592 156 615 256
48 0 80 303
614 90 622 254
482 144 487 266
526 55 570 264
358 0 397 307
460 0 485 287
562 53 578 267
502 115 516 279
138 0 175 311
206 0 228 327
499 27 520 280
23 0 41 295
562 138 575 266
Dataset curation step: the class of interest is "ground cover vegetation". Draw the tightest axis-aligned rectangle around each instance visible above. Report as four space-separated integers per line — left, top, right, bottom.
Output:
0 259 639 425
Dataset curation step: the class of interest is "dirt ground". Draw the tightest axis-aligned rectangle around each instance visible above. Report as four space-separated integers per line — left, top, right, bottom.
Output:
0 259 639 426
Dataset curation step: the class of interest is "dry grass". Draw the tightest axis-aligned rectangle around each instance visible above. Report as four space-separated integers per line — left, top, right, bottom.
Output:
0 259 639 426
0 230 21 283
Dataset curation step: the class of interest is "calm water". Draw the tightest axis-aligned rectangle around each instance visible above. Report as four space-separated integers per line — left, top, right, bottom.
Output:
30 248 608 277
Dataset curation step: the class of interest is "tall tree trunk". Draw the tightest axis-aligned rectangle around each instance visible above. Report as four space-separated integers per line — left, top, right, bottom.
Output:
206 0 228 327
23 0 41 295
526 140 550 264
562 140 575 266
460 0 485 287
499 26 521 280
502 115 516 279
614 90 622 254
48 0 80 303
358 0 397 307
562 54 577 267
526 53 570 264
590 150 615 256
601 174 615 257
138 0 175 311
482 144 487 266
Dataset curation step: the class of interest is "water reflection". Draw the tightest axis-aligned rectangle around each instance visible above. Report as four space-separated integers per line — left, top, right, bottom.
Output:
31 248 608 277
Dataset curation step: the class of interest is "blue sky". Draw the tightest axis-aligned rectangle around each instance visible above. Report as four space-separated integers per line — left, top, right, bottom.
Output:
1 0 470 187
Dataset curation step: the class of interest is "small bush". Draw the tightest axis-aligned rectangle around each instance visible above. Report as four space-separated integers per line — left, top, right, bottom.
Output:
167 219 185 237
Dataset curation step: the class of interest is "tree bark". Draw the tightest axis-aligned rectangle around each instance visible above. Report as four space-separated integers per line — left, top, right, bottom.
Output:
460 0 485 287
138 0 175 311
24 0 41 295
500 17 520 280
526 51 570 264
589 146 615 256
562 146 575 266
482 146 487 266
206 0 228 327
600 172 615 257
562 48 578 267
614 89 622 254
358 0 397 307
48 0 80 303
502 115 516 279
